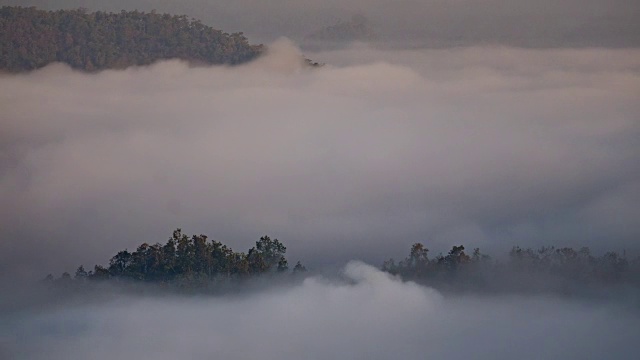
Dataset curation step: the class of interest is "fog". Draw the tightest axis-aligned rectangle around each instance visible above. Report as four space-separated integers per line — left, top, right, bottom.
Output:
1 262 638 359
2 2 640 358
2 0 639 47
1 41 639 280
2 17 640 357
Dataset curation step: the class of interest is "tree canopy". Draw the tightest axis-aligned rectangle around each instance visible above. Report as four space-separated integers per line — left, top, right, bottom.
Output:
0 6 264 72
46 229 305 288
383 243 640 296
44 229 639 298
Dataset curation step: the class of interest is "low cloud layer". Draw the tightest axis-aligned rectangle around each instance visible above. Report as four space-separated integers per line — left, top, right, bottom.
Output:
1 41 640 279
2 262 638 359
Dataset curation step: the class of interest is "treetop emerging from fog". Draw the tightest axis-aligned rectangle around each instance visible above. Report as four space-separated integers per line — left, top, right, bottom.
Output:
50 229 307 287
47 229 640 300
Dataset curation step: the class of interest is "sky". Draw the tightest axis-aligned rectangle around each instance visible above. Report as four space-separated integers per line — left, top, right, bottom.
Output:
1 0 639 46
1 40 639 280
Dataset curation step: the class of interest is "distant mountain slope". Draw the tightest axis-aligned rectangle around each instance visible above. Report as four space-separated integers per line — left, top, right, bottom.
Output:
305 15 377 43
0 6 264 72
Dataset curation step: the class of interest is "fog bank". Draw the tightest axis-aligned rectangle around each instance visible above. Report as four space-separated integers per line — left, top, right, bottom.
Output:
1 41 640 279
2 262 638 359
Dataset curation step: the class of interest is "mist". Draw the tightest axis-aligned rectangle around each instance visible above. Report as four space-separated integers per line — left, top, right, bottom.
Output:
2 2 640 355
1 40 639 281
2 262 639 359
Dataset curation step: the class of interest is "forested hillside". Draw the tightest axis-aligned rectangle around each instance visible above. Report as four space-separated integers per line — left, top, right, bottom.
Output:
46 227 640 299
384 243 640 296
47 229 307 287
0 6 264 72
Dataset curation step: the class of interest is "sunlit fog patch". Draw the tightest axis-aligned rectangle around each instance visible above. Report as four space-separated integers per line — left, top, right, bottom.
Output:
4 262 639 360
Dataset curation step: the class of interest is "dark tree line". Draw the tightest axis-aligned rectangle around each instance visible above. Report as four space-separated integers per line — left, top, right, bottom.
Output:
45 230 640 297
47 229 306 286
383 243 640 295
0 6 264 72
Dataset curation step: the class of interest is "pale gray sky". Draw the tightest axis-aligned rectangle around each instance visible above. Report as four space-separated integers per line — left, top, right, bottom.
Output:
1 0 639 47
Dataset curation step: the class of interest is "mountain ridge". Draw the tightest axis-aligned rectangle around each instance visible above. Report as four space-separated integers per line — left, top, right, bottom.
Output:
0 6 264 72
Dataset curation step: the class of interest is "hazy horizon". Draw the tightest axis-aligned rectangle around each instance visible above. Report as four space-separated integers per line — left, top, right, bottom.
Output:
2 0 640 47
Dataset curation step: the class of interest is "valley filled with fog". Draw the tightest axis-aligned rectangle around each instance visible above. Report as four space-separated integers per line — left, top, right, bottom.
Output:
2 41 639 279
2 1 640 357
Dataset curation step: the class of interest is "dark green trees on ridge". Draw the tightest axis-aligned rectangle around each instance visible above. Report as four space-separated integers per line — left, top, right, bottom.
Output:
45 229 639 297
0 6 264 72
384 242 640 294
55 229 305 284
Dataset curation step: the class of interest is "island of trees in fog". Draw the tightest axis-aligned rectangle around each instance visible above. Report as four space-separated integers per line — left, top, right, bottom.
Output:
384 243 640 296
47 229 307 288
0 6 264 72
47 229 640 298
